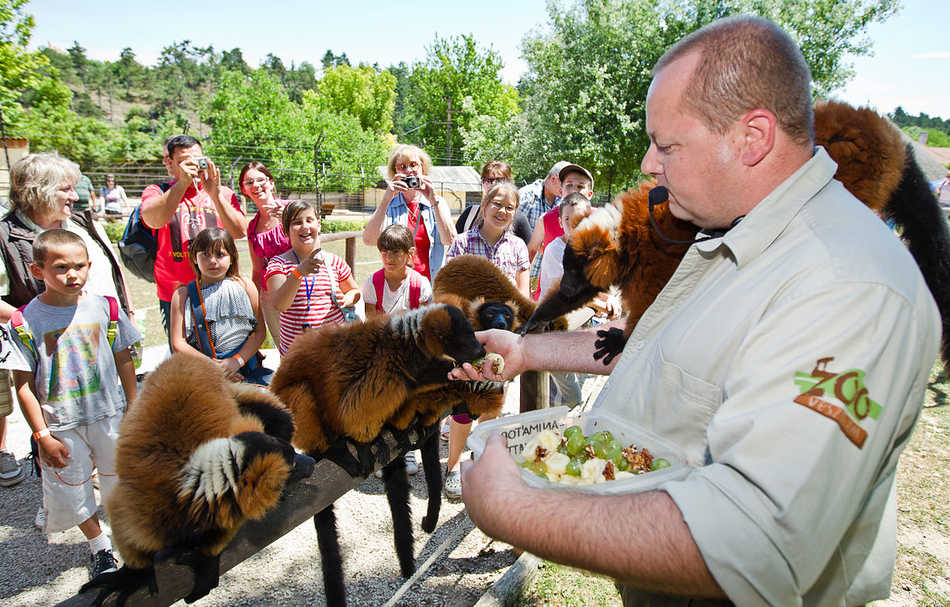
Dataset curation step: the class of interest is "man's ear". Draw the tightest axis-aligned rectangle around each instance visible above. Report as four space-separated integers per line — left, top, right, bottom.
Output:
29 263 43 281
739 109 776 167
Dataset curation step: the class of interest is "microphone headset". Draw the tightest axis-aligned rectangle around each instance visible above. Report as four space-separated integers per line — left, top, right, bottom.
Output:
648 186 743 244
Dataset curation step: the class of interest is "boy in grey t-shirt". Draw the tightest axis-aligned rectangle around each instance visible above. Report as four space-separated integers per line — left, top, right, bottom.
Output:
10 230 139 580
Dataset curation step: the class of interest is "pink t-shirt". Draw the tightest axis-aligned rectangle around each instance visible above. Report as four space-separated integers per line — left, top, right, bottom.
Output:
247 199 292 289
264 251 352 354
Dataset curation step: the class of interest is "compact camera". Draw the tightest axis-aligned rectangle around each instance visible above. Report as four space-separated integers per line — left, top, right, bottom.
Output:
195 157 209 170
402 175 421 189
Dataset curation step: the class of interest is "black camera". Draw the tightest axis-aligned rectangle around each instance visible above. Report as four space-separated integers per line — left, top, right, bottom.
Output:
195 157 209 170
402 175 421 189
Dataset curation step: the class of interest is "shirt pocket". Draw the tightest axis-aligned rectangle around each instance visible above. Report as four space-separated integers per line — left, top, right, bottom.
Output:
652 348 722 466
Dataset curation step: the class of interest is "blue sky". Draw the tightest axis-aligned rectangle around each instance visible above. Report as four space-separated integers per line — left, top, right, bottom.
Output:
25 0 949 118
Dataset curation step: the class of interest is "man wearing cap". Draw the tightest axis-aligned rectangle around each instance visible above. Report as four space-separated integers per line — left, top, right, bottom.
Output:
526 163 595 300
452 15 939 606
518 160 569 232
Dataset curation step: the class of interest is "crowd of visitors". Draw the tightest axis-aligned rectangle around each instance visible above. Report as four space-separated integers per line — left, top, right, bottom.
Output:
0 15 941 607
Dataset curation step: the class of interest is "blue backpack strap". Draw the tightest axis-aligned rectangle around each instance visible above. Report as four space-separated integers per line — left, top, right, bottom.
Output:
187 281 216 357
9 307 38 362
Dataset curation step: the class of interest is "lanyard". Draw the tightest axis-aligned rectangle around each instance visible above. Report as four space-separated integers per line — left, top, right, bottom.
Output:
291 251 316 317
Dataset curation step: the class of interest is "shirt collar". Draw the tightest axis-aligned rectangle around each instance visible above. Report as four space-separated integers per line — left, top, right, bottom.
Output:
16 209 75 234
696 147 838 266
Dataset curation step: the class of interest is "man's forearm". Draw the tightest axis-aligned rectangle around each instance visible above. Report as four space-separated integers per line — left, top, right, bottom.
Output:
522 318 624 375
486 484 723 598
141 181 188 229
212 189 247 239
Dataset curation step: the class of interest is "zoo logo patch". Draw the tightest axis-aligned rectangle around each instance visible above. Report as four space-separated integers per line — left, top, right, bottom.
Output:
793 357 881 448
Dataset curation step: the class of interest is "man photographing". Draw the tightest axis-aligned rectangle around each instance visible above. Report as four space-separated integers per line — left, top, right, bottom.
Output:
452 15 939 606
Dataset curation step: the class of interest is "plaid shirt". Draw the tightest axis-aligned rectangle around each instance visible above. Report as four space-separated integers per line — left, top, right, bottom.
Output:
446 228 529 284
517 179 558 231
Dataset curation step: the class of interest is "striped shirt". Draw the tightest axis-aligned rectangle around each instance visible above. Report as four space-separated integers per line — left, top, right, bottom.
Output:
264 251 352 354
446 228 529 284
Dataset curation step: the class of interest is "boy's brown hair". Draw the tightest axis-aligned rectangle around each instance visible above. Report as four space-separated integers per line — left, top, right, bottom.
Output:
32 229 88 265
188 227 240 279
377 224 414 253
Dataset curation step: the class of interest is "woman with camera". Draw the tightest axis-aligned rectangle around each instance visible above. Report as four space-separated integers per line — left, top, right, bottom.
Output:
362 144 456 281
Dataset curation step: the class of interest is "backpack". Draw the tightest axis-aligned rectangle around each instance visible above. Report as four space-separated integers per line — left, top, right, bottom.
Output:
372 269 422 312
118 182 170 283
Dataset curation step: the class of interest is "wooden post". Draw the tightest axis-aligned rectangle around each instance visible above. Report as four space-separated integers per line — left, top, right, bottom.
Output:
320 230 362 277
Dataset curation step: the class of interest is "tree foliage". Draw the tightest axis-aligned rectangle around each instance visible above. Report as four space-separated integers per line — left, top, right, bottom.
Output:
403 34 519 165
464 0 900 194
314 64 396 134
203 70 386 193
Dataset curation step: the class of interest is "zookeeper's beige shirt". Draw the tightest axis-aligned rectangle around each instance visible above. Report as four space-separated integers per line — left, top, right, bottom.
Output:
597 148 940 606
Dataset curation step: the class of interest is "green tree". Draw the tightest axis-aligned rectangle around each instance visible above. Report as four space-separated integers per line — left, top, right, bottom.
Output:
221 47 251 75
66 40 88 86
0 0 50 132
321 49 351 70
466 0 900 194
404 34 519 165
314 63 396 134
203 70 386 193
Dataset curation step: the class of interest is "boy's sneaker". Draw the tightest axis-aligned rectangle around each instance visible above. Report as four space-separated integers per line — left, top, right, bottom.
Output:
90 548 118 579
443 469 462 502
0 450 25 487
34 507 47 531
405 450 419 476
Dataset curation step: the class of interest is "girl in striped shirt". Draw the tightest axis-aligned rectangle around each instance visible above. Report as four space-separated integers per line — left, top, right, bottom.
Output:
264 201 360 355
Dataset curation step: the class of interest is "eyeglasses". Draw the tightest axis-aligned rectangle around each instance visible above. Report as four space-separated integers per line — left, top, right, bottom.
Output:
488 200 517 214
242 177 269 187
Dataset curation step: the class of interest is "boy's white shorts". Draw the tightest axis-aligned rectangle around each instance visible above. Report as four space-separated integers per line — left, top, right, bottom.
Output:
39 413 122 534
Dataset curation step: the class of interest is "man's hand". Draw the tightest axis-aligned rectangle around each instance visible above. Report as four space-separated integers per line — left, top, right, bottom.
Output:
448 329 526 382
460 433 529 539
199 158 222 198
39 435 70 468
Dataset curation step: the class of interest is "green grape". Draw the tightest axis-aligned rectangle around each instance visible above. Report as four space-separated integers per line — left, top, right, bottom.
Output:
597 430 614 443
531 460 548 475
563 425 583 441
566 458 582 477
593 440 610 460
605 439 621 454
566 432 585 456
617 457 630 471
557 443 568 455
650 458 671 471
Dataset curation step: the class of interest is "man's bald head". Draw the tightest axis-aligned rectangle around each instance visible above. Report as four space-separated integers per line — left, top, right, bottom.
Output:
653 15 814 146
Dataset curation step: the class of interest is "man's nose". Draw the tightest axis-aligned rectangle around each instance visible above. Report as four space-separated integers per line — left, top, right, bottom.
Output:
641 143 661 176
